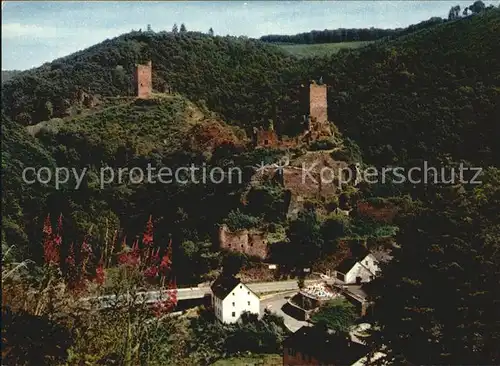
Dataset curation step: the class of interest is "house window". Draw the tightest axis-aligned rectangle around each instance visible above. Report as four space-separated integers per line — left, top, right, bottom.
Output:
232 292 235 296
232 302 235 307
247 301 250 306
250 242 253 247
264 139 269 145
232 312 235 317
240 285 242 289
247 291 250 295
228 244 231 247
365 261 368 265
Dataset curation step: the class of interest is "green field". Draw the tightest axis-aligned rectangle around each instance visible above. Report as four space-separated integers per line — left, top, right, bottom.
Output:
278 41 372 58
210 354 282 366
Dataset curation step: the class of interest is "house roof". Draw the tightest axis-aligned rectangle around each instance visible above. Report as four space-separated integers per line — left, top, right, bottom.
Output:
336 257 359 274
210 275 241 300
369 250 393 263
337 247 393 274
283 326 368 364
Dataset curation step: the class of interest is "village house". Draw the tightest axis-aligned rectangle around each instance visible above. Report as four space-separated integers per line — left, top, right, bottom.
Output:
334 250 393 285
210 275 260 324
283 325 369 366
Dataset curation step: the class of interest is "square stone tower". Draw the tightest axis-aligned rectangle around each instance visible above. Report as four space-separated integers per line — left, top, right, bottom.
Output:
309 83 327 124
134 61 152 98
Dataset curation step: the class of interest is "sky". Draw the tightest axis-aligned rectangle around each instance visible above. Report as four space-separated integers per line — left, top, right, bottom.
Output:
2 1 498 70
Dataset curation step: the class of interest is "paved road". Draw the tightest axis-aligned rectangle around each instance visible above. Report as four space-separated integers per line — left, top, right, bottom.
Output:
85 279 320 308
171 279 319 300
260 292 309 333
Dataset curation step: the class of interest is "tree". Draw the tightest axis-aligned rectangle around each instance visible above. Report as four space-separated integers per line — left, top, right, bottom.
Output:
223 209 261 231
172 23 178 33
287 210 324 269
370 169 500 365
221 251 247 277
180 23 187 33
321 213 350 246
208 27 214 37
448 5 461 20
463 6 470 16
310 298 357 333
469 0 486 13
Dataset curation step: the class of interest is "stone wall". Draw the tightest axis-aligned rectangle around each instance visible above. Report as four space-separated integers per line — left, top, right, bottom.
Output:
356 201 399 223
254 127 279 148
248 152 349 219
309 83 328 124
218 224 268 259
134 61 152 98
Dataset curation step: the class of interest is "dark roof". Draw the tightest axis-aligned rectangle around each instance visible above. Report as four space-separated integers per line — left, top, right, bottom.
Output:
370 250 393 263
336 257 359 274
283 326 368 364
210 276 241 300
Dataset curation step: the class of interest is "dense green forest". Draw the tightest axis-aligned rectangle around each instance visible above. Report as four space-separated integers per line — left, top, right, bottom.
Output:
259 17 447 44
260 0 497 45
2 6 499 267
1 70 22 84
1 32 306 134
2 4 500 365
369 168 500 365
1 5 498 273
317 8 500 167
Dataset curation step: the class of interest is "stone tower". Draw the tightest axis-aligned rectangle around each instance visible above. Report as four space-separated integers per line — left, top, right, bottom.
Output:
309 83 327 124
134 61 152 98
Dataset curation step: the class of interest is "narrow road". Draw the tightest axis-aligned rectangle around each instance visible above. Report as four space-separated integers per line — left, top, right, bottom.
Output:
84 279 320 309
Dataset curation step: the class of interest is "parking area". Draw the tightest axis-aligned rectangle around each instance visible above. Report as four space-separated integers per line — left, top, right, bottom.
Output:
260 291 309 332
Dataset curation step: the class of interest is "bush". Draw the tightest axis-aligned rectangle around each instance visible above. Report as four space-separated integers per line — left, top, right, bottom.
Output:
224 209 261 231
309 137 336 151
187 308 290 363
310 298 357 332
330 138 363 164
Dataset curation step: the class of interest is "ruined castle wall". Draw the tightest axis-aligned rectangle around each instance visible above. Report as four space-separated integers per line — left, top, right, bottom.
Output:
135 61 152 99
356 201 399 223
218 224 268 259
255 128 279 148
309 84 328 124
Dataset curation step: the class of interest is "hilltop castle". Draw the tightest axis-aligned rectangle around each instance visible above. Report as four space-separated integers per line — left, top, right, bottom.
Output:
253 81 333 148
134 61 153 98
131 64 331 146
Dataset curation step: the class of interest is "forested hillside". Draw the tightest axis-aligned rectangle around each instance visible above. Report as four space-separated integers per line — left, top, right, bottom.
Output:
2 5 500 365
260 17 446 44
316 8 500 166
2 95 252 276
1 70 22 84
1 113 55 257
2 8 499 265
1 32 306 132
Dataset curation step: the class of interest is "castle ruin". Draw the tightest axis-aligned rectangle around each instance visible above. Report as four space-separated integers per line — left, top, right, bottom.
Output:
254 81 333 148
303 82 333 142
218 224 268 259
134 61 152 98
308 83 328 125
